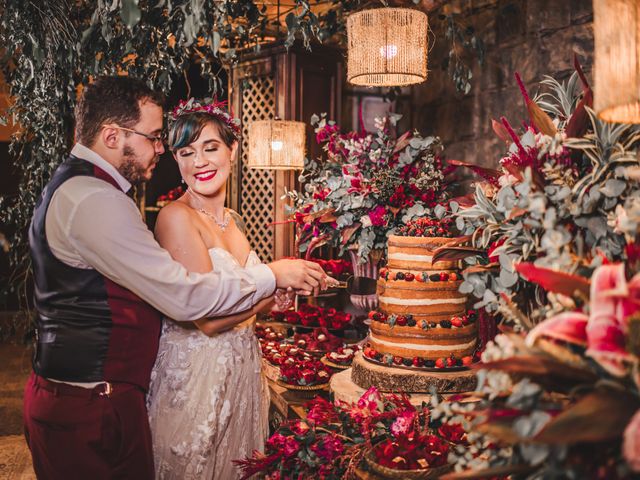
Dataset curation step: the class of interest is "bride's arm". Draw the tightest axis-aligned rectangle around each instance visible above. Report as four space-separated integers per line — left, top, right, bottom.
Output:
155 202 260 335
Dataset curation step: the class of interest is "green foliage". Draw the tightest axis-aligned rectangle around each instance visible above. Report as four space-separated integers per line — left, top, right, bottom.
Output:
455 70 640 324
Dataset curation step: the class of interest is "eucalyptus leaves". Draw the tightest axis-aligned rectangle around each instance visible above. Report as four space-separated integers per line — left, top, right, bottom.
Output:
455 65 640 324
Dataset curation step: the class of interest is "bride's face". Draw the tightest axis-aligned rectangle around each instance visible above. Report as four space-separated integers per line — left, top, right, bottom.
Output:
173 123 237 196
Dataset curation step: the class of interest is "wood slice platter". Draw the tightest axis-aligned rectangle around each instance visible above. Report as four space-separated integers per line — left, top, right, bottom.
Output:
330 368 432 406
350 352 477 393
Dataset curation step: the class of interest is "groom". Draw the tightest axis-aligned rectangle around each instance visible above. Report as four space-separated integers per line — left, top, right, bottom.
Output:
23 76 326 479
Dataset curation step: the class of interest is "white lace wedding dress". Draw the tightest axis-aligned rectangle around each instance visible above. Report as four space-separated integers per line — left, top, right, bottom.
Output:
147 248 270 479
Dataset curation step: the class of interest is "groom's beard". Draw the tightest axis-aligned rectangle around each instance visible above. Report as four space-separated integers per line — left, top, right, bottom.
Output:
119 145 158 185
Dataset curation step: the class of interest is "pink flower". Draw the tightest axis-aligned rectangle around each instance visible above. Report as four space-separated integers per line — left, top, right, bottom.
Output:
527 264 638 377
267 433 288 450
391 409 415 438
283 437 300 457
310 434 344 462
368 205 387 227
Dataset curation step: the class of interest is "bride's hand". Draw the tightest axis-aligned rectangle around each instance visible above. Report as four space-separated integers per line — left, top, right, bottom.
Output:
273 287 295 311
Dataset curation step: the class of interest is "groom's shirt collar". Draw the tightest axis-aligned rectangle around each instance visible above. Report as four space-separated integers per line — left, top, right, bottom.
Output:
71 143 132 193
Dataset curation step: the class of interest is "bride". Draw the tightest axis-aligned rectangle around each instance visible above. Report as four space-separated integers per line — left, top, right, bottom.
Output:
147 99 294 479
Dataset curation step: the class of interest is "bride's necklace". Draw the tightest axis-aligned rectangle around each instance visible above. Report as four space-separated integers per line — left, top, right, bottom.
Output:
187 188 231 232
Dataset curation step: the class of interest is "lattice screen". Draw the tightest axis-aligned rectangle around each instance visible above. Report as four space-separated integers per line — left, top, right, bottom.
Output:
239 76 276 262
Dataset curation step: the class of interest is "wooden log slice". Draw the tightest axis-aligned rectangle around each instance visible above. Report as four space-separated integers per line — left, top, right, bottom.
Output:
350 352 477 393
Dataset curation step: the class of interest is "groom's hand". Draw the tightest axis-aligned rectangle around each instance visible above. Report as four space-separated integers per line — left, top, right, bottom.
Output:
267 259 327 296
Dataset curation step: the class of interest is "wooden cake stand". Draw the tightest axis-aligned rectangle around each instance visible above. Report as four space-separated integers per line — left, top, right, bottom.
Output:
348 352 477 394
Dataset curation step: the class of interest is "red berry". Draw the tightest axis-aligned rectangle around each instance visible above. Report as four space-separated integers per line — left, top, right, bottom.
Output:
462 356 473 366
368 311 377 320
440 272 449 281
404 273 415 281
451 317 463 328
449 272 458 281
435 358 446 369
412 357 423 367
396 316 407 326
415 274 425 283
393 356 403 365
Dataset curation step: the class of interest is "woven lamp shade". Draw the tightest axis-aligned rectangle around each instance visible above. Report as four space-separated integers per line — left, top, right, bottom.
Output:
594 0 640 123
347 7 428 87
246 119 306 170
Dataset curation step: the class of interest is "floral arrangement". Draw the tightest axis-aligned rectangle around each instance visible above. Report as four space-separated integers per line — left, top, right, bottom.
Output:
270 303 352 330
286 113 452 261
409 58 640 478
235 387 468 479
451 58 640 322
279 359 332 386
434 261 640 479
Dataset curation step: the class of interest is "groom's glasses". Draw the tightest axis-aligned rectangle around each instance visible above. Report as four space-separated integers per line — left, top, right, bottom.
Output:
103 125 167 146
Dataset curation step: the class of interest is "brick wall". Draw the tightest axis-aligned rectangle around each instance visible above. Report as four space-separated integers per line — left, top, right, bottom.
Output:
410 0 593 168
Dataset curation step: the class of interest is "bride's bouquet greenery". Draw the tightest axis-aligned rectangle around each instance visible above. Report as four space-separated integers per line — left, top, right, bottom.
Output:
453 57 640 324
285 113 451 262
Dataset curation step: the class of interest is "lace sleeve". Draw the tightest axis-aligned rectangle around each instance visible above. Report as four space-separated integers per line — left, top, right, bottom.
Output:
227 209 247 235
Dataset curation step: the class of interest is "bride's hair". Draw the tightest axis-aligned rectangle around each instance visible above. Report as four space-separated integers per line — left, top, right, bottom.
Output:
169 112 237 152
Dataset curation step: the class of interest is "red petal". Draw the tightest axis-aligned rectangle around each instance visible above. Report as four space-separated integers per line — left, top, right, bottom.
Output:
526 312 589 347
515 263 591 298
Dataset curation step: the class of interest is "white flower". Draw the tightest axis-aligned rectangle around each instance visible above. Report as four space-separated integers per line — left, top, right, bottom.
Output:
360 215 373 228
498 173 518 188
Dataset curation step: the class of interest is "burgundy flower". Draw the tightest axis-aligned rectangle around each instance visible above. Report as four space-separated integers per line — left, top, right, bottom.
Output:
282 437 300 457
438 423 466 444
391 409 415 438
306 396 339 424
310 434 344 462
267 433 288 450
368 205 387 227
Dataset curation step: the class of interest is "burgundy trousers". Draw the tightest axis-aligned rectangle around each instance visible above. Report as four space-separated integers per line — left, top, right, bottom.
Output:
23 372 154 479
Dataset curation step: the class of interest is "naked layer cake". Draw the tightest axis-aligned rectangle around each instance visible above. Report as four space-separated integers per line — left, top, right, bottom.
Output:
363 218 478 369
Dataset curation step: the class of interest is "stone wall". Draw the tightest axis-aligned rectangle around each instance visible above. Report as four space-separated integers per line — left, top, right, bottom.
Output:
410 0 593 168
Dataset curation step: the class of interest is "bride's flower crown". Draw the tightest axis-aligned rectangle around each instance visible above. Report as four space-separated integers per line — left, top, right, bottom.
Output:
171 98 241 139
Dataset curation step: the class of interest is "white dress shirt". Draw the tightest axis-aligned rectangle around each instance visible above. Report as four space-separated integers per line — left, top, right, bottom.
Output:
45 143 276 321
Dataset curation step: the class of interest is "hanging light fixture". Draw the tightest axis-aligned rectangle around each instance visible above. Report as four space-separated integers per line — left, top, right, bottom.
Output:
347 7 428 87
247 118 306 170
594 0 640 123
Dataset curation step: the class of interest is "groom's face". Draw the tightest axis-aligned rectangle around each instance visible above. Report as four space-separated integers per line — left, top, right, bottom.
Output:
119 100 165 185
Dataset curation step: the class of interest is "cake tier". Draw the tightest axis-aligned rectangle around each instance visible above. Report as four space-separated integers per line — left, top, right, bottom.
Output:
387 235 462 271
377 279 467 316
368 320 477 360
